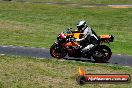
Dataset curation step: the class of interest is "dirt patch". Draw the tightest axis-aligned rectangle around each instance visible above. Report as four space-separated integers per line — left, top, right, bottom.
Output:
0 20 35 31
108 5 132 8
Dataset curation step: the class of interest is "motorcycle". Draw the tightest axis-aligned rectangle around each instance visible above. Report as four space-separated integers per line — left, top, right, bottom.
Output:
50 29 114 63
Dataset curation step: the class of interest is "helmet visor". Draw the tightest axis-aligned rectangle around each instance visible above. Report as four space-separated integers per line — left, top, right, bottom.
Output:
77 25 84 30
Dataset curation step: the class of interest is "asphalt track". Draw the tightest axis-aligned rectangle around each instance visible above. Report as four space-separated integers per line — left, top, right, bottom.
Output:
13 1 132 8
0 45 132 67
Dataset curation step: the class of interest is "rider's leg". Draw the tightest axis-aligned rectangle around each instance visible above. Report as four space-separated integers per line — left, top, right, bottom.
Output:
82 44 94 51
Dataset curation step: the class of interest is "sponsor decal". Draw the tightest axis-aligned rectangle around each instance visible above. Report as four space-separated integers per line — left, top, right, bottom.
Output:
76 67 131 85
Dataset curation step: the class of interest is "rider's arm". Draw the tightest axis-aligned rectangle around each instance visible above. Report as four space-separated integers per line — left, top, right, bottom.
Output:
75 27 91 42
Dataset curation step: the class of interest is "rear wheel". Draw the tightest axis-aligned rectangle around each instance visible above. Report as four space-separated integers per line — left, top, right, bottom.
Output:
92 45 112 63
50 43 67 59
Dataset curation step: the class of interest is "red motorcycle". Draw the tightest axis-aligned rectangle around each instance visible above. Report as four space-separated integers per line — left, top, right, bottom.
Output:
50 29 114 63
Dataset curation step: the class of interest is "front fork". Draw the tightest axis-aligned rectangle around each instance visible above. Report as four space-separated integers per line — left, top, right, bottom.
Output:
54 42 67 52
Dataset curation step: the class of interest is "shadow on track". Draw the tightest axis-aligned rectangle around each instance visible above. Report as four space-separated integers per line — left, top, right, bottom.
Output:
63 57 109 64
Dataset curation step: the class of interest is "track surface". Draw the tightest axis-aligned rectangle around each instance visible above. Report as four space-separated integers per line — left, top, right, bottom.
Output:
0 45 132 66
14 1 132 8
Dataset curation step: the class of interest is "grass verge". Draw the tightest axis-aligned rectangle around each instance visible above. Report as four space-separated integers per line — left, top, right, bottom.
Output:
0 55 132 88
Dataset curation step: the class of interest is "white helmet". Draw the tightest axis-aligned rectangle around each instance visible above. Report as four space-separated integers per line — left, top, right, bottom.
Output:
77 21 87 31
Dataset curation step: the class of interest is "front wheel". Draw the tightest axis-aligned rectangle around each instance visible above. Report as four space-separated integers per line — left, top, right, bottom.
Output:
50 43 67 59
92 45 112 63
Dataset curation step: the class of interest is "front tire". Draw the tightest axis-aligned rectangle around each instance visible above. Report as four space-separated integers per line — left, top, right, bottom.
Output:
92 45 112 63
50 43 67 59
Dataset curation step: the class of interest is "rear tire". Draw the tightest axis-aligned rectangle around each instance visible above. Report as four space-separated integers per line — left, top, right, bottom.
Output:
92 45 112 63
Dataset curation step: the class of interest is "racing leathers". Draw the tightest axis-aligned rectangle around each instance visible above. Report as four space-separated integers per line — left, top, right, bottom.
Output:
75 26 100 51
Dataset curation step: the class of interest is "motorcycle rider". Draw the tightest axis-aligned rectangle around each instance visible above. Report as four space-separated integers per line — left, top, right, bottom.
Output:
74 20 100 52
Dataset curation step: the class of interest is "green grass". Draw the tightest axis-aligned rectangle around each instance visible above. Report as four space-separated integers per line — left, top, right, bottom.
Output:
12 0 132 4
0 2 132 55
0 55 132 88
